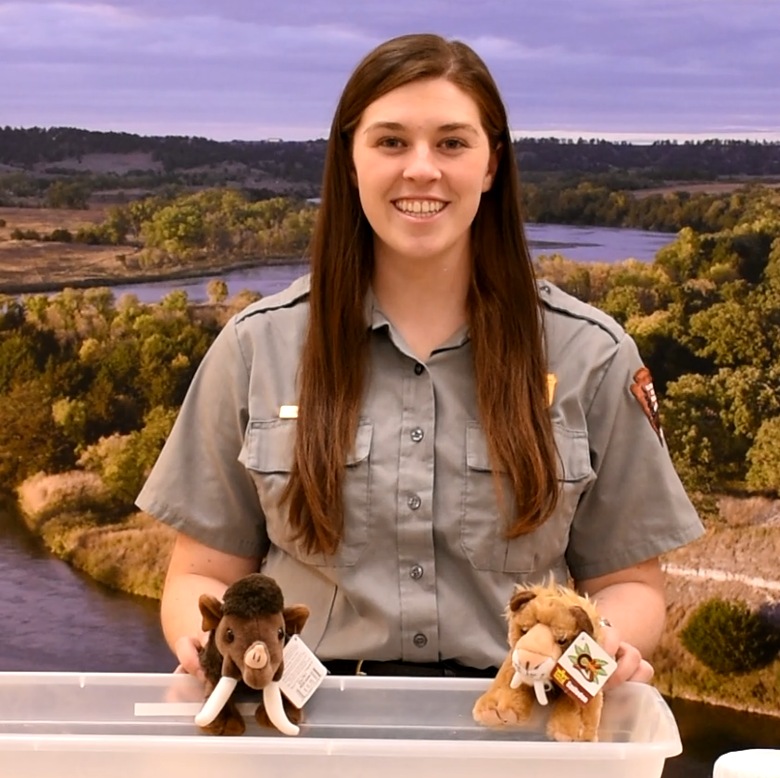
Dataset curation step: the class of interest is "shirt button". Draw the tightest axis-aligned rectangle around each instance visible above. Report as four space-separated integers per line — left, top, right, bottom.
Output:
410 427 424 443
414 363 424 375
407 494 421 511
410 564 424 580
413 633 427 648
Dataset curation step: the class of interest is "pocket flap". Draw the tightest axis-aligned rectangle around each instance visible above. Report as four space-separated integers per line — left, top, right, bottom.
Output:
243 419 372 473
466 421 591 482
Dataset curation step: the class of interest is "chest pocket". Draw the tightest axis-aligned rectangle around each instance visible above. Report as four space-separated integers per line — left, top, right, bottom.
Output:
461 423 594 574
241 418 373 568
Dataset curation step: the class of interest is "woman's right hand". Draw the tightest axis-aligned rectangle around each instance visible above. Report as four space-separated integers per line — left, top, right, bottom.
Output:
173 634 207 682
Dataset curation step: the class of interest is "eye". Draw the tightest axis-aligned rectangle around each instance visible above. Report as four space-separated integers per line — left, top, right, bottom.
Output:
378 136 404 149
441 138 467 150
278 627 285 642
225 628 234 643
519 626 529 634
556 636 569 646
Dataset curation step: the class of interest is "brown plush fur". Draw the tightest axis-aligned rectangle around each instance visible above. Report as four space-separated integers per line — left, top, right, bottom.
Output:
197 573 310 736
473 582 608 742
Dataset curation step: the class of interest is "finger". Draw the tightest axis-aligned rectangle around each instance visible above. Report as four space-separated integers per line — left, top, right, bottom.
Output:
627 659 654 684
603 642 642 691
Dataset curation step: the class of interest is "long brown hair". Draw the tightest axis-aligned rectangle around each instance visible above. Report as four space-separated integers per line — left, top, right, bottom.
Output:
283 33 559 555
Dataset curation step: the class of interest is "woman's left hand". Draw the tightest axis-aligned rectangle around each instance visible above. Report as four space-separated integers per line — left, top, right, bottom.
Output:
600 624 654 690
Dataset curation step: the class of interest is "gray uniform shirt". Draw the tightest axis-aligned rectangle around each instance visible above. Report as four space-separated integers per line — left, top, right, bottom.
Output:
136 274 704 669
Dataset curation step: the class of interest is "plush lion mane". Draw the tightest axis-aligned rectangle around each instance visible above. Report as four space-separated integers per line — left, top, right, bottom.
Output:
505 581 605 655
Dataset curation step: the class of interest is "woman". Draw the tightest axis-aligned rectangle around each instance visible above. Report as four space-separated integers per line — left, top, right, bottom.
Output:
137 33 703 687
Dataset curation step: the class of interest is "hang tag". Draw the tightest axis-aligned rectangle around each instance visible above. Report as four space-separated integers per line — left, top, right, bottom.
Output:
279 635 328 709
551 632 617 706
279 405 298 419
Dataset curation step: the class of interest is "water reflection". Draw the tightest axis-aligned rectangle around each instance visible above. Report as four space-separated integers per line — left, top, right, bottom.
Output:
0 504 173 673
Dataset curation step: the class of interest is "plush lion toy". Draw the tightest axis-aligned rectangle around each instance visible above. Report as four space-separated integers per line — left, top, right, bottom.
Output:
473 582 610 742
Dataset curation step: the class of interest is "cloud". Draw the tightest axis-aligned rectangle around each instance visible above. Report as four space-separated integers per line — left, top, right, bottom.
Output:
0 0 777 141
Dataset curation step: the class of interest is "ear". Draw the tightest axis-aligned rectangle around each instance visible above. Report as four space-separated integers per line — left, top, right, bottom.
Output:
509 589 537 613
482 142 502 192
198 593 224 633
283 604 311 636
569 606 595 637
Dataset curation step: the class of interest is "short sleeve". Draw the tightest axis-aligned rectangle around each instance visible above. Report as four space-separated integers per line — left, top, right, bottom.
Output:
565 334 704 581
135 317 269 558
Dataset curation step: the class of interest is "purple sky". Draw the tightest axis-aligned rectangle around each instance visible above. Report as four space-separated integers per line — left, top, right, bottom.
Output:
1 0 778 142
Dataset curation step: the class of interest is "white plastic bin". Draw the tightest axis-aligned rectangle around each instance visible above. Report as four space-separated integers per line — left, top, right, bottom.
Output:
0 672 682 778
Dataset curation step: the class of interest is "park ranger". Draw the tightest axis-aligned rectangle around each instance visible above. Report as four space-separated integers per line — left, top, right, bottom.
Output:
137 33 703 684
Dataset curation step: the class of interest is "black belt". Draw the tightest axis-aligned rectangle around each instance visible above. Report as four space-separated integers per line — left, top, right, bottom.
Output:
323 659 499 678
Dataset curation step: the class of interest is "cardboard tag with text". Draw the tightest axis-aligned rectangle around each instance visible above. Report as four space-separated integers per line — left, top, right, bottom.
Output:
551 632 617 706
279 634 328 709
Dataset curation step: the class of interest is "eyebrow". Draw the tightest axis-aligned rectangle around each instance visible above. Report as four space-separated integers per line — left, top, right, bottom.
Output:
363 121 480 136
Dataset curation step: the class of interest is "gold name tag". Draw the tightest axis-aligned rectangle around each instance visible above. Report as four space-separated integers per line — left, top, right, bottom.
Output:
279 405 298 419
547 374 557 406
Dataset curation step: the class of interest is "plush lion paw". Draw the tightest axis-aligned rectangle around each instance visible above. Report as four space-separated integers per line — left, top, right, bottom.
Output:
472 687 533 727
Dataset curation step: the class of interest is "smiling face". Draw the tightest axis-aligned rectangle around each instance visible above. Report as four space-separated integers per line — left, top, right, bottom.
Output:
351 77 498 269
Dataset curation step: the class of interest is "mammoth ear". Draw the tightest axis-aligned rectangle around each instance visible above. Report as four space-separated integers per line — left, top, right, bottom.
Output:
198 593 224 633
569 606 595 637
509 589 537 613
283 604 311 636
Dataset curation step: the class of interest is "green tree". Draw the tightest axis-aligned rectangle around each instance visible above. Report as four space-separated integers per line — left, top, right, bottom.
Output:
681 598 780 674
746 416 780 491
207 279 228 305
45 180 90 209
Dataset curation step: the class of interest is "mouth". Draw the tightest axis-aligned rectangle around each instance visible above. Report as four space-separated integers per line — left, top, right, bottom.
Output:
392 198 448 219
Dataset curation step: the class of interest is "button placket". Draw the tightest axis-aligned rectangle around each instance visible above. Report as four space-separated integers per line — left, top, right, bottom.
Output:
396 356 437 661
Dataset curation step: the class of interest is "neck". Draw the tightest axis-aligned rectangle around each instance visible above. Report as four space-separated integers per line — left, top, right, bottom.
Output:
371 243 472 361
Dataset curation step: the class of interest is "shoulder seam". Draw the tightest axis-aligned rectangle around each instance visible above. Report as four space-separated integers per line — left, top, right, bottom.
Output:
235 274 310 324
541 297 622 345
236 292 309 323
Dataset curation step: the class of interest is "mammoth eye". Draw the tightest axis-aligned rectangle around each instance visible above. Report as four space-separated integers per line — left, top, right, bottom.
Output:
519 626 529 634
225 628 235 643
278 627 285 641
556 636 568 646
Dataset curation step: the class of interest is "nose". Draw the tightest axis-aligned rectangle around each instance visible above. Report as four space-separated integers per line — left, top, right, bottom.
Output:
244 641 269 670
403 144 441 183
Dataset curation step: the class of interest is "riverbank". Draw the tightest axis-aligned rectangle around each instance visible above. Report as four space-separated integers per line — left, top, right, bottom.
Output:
15 471 174 600
0 245 307 296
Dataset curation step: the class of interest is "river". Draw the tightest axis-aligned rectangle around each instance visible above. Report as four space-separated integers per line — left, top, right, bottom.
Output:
104 223 676 304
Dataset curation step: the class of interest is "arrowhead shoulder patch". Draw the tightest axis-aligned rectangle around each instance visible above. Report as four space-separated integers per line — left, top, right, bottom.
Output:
630 366 664 446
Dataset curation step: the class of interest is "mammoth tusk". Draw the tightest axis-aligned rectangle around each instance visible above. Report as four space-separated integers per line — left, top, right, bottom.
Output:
510 670 523 689
263 681 299 736
195 676 238 727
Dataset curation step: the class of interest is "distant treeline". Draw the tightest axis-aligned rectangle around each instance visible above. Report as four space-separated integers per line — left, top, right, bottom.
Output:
10 185 776 269
2 126 780 180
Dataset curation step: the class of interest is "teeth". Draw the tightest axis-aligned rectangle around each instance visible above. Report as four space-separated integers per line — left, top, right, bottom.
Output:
395 199 445 215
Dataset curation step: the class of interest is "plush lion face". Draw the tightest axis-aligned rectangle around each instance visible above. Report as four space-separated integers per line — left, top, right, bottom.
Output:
506 583 605 684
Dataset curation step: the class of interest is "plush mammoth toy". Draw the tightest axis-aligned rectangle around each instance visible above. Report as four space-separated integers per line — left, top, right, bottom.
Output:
194 573 310 736
472 582 609 742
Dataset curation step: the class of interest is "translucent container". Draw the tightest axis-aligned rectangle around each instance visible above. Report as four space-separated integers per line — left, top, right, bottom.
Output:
0 672 682 778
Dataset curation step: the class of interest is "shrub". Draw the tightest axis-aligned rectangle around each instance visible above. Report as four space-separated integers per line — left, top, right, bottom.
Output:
48 228 73 243
10 228 41 240
680 597 780 674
